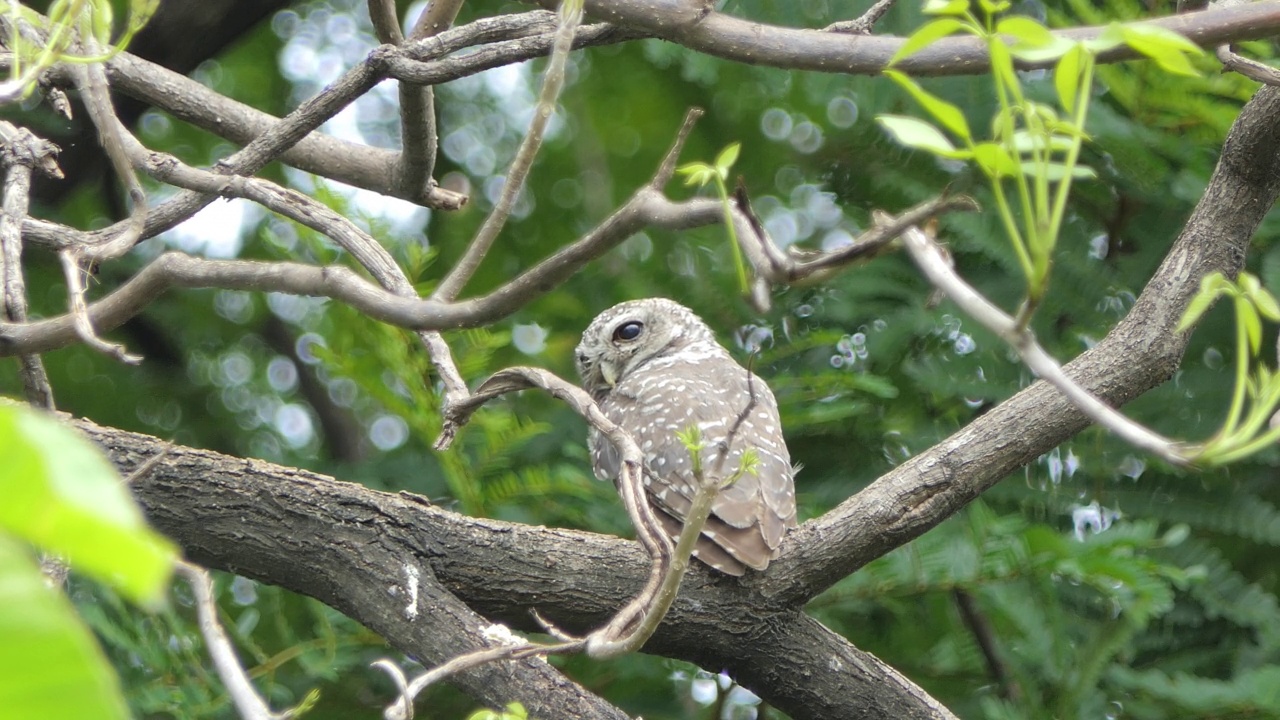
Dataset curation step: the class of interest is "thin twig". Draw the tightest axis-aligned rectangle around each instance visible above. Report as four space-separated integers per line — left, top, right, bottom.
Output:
952 588 1022 701
69 34 148 261
825 0 899 34
177 561 281 720
376 638 586 720
126 120 475 430
58 249 141 364
0 121 57 407
1217 44 1280 85
396 0 468 198
651 107 704 189
900 223 1187 464
125 444 172 484
730 186 978 311
393 0 465 199
0 195 718 357
432 0 583 301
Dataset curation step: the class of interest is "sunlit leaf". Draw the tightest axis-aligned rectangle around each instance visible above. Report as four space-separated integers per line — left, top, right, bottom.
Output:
922 0 968 16
972 142 1019 177
714 142 740 175
0 403 176 608
1178 282 1221 332
1239 298 1263 355
890 18 966 66
1085 23 1126 54
977 0 1011 15
677 162 716 187
1007 36 1076 63
884 70 971 141
1019 161 1095 181
876 115 961 155
1252 286 1280 322
996 17 1053 47
0 535 129 720
1010 131 1075 154
1122 24 1203 77
1055 44 1086 115
988 40 1020 101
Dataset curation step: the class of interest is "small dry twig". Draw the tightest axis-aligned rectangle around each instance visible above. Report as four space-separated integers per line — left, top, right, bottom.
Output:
1217 44 1280 85
58 249 141 364
900 222 1187 464
177 561 284 720
432 0 583 301
826 0 899 34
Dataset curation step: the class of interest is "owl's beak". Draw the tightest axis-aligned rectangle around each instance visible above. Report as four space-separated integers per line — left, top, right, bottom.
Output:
599 359 619 388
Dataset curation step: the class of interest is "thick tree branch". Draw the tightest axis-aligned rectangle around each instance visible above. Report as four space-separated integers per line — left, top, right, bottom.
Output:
87 416 955 720
103 423 630 719
552 0 1280 76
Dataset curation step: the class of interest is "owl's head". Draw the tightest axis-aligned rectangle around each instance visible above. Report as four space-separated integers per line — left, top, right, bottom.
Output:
575 298 720 397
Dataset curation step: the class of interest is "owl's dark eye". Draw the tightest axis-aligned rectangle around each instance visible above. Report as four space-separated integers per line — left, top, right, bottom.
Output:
613 320 644 342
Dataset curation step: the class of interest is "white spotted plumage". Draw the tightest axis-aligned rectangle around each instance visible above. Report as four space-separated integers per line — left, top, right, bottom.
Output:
575 298 797 575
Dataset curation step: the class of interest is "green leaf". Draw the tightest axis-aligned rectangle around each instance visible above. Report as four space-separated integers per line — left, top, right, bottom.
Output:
1085 23 1126 54
1055 44 1086 115
714 142 740 175
89 0 114 46
1020 161 1096 181
467 702 529 720
1161 524 1190 546
1252 285 1280 322
890 18 966 66
1236 273 1280 325
1007 35 1077 63
1237 296 1262 355
922 0 968 16
996 17 1053 47
677 162 716 187
1121 24 1203 77
876 115 961 155
1178 273 1229 331
884 70 971 141
977 0 1011 15
1009 131 1075 154
972 142 1019 177
987 40 1020 101
0 534 130 720
0 403 176 608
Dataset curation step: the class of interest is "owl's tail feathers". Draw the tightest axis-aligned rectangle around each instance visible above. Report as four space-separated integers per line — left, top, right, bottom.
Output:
652 507 783 576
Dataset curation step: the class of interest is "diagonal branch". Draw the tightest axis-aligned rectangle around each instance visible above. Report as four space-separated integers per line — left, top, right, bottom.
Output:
92 415 956 719
900 222 1185 464
768 83 1280 605
0 121 57 407
433 0 583 301
556 0 1280 76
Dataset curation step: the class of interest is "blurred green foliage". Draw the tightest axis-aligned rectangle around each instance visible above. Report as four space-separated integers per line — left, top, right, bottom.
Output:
3 0 1280 717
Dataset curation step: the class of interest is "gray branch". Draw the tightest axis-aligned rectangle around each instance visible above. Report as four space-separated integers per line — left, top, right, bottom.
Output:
87 415 954 720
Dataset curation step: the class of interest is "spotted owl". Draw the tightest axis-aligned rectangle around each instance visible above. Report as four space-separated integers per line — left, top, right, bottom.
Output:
575 298 797 575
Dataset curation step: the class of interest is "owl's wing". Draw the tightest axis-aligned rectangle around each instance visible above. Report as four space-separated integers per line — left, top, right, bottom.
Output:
591 361 796 575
